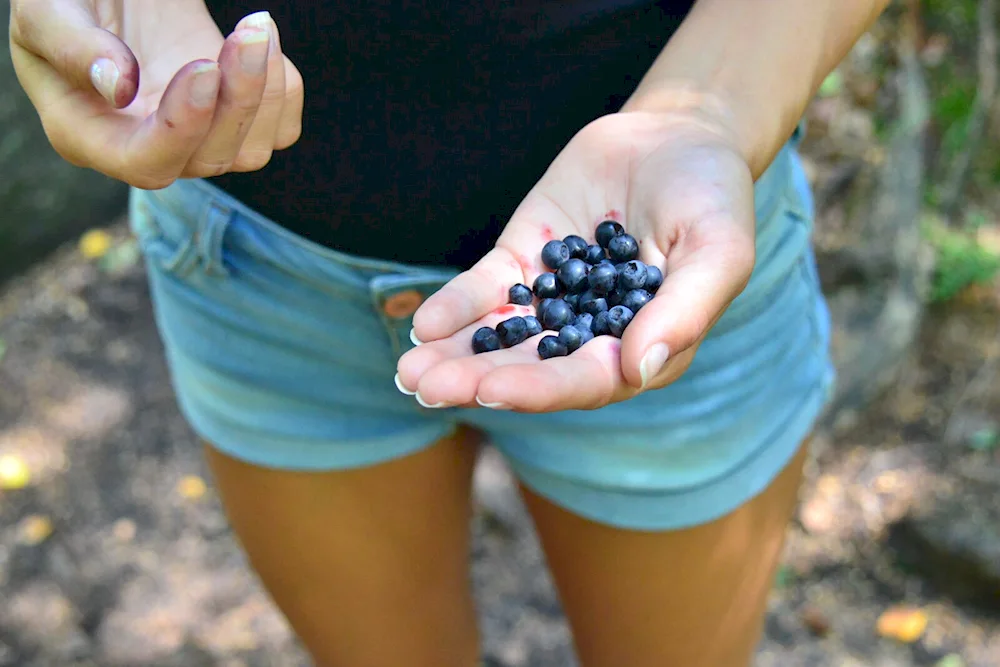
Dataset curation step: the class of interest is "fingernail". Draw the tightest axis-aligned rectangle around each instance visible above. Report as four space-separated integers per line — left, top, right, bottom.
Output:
409 329 423 346
639 343 670 389
90 58 120 104
243 11 278 55
476 396 510 410
237 29 270 74
416 393 451 409
394 373 416 396
189 63 221 107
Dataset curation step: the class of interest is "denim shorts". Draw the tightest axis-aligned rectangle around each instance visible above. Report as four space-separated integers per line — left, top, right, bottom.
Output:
127 135 835 532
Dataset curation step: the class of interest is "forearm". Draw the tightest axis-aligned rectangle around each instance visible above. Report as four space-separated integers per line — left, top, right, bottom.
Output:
623 0 891 177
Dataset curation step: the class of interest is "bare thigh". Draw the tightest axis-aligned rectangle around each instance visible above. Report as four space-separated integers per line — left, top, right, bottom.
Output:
521 438 811 667
204 426 482 667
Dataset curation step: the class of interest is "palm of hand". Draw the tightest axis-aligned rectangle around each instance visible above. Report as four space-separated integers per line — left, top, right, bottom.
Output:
397 112 757 412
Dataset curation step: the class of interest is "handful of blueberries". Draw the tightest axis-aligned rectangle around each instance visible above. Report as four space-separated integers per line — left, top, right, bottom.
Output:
471 220 663 359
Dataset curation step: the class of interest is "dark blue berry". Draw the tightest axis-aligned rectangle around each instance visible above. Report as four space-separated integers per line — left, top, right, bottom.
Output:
557 325 585 353
496 316 529 348
538 335 568 359
583 244 606 265
508 283 533 305
619 260 648 291
607 234 639 263
472 327 502 353
644 265 664 293
607 305 635 337
595 220 625 248
622 289 652 313
573 312 594 332
537 297 554 319
563 235 589 260
587 262 618 295
540 298 574 331
564 293 581 312
556 258 589 294
523 315 543 337
533 273 560 299
578 325 594 346
607 285 626 307
579 291 609 316
592 311 612 336
541 240 571 270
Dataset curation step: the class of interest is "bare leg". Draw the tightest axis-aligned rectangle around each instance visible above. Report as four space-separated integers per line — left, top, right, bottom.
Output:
204 426 482 667
521 438 811 667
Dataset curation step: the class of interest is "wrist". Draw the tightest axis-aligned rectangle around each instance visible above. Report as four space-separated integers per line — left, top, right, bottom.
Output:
620 80 761 170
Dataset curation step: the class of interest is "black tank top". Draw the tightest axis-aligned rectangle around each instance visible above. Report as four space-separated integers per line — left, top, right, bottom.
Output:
203 1 694 267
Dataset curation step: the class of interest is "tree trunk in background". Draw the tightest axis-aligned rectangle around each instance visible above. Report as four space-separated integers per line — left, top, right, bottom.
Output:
0 0 128 286
816 45 934 432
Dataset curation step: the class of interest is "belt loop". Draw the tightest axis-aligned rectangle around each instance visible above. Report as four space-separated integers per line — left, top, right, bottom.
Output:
197 201 233 277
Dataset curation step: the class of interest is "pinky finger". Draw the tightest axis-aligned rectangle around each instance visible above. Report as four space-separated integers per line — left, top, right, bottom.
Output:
274 56 304 149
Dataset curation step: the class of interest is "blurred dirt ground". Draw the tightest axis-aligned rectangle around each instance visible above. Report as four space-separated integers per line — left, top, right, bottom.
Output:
0 215 997 667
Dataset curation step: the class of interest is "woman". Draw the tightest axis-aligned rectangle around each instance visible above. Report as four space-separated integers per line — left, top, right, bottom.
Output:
9 1 886 664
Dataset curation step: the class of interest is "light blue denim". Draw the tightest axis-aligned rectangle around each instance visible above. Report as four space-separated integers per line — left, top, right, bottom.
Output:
127 131 835 531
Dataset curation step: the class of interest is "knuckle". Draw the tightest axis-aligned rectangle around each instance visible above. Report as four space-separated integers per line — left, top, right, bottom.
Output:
130 174 177 190
40 118 84 166
231 149 272 172
9 0 37 44
274 122 302 150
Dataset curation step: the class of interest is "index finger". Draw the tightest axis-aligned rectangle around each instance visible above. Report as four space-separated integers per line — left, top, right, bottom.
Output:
411 247 526 342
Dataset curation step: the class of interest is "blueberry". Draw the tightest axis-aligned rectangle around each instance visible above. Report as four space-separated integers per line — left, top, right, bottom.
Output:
563 235 589 260
557 325 585 353
622 289 652 313
496 316 529 348
533 272 560 299
556 258 589 294
579 291 609 316
573 312 594 332
583 244 606 265
595 220 625 248
644 265 663 293
541 240 571 270
564 293 581 312
537 335 569 359
607 305 635 337
472 327 501 353
508 283 533 305
592 311 612 336
607 233 639 263
619 260 648 291
523 315 543 337
536 298 554 322
587 262 618 295
540 298 574 331
607 285 626 307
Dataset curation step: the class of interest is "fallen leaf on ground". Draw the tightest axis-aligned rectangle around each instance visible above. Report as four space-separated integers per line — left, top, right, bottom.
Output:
17 515 53 545
0 455 31 490
876 606 928 643
177 475 207 500
79 229 113 260
935 654 965 667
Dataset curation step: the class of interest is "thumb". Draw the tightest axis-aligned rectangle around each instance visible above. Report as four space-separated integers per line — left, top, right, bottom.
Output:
10 0 139 107
619 237 755 390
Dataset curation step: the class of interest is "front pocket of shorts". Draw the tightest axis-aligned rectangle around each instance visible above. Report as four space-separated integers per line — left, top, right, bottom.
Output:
127 188 201 278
